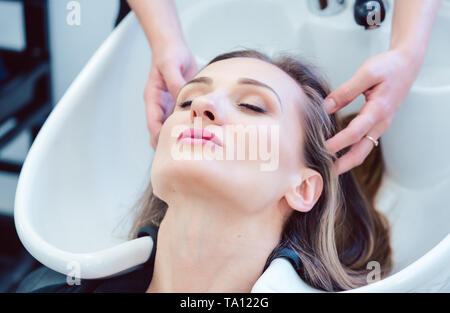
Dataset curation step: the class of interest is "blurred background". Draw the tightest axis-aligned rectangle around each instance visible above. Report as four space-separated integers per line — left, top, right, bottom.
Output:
0 0 124 292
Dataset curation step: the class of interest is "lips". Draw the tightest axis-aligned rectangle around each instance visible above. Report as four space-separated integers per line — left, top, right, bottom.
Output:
177 128 223 147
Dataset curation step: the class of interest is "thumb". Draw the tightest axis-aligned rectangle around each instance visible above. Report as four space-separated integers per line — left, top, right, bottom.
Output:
162 65 186 100
325 69 375 114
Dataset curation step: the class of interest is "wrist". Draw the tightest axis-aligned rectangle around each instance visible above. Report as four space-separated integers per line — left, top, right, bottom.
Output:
151 33 187 58
389 37 427 63
389 43 425 68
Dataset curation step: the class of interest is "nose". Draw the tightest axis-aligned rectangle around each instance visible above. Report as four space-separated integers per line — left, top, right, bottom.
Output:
190 94 225 125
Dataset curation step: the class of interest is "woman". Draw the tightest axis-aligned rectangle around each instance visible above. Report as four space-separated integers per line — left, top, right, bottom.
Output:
33 49 392 292
127 0 440 174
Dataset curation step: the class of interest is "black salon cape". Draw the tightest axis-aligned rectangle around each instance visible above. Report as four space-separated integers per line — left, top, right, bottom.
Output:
31 226 301 293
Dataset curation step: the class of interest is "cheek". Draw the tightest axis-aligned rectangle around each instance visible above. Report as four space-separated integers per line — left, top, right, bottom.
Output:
278 111 303 171
216 126 290 211
279 135 301 171
150 115 185 197
159 112 184 139
222 113 279 158
154 112 191 156
221 167 289 215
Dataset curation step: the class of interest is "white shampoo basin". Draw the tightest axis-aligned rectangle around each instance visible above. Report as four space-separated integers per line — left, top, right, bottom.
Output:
14 0 450 291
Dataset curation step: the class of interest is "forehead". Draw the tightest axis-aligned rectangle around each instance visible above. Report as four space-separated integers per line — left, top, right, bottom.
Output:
197 57 305 105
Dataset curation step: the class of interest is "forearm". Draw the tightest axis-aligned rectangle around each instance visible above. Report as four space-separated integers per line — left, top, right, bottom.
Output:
127 0 185 55
390 0 441 61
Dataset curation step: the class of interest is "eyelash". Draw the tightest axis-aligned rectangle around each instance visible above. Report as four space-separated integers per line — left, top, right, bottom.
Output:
179 100 266 113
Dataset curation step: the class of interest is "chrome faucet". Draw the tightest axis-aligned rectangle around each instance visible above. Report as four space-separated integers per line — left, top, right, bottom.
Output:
307 0 346 16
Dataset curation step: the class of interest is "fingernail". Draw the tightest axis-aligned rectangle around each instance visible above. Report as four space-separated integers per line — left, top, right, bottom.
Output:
325 98 336 112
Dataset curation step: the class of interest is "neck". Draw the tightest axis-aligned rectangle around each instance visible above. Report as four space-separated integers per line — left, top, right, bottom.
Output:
146 197 284 293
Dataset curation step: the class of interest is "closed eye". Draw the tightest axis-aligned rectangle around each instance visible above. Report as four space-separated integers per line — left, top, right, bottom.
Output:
239 103 266 113
179 100 192 108
178 100 266 114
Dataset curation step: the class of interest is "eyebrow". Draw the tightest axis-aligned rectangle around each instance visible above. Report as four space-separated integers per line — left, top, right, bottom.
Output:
182 76 282 110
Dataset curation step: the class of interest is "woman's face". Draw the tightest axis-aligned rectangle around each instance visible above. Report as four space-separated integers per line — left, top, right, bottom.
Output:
151 57 319 216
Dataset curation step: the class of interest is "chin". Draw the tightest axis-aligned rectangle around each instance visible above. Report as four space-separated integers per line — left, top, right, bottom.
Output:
151 156 226 201
153 158 272 214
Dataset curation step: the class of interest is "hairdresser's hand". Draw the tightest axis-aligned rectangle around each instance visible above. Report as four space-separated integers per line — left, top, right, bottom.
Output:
324 48 422 175
145 42 197 148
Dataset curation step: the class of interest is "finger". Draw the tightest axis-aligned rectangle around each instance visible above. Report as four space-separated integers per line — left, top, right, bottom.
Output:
146 90 165 143
145 68 174 149
334 137 374 175
334 121 385 175
147 110 163 150
185 59 199 80
150 132 159 150
325 68 378 114
162 64 186 100
325 110 377 154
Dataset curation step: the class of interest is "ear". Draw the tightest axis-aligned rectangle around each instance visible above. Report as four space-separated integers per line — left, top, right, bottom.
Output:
284 169 323 213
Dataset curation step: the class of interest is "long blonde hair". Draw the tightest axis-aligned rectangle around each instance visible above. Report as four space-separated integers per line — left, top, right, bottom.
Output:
130 49 392 291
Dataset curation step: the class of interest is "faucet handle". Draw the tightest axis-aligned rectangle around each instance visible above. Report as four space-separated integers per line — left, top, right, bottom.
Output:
354 0 387 29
